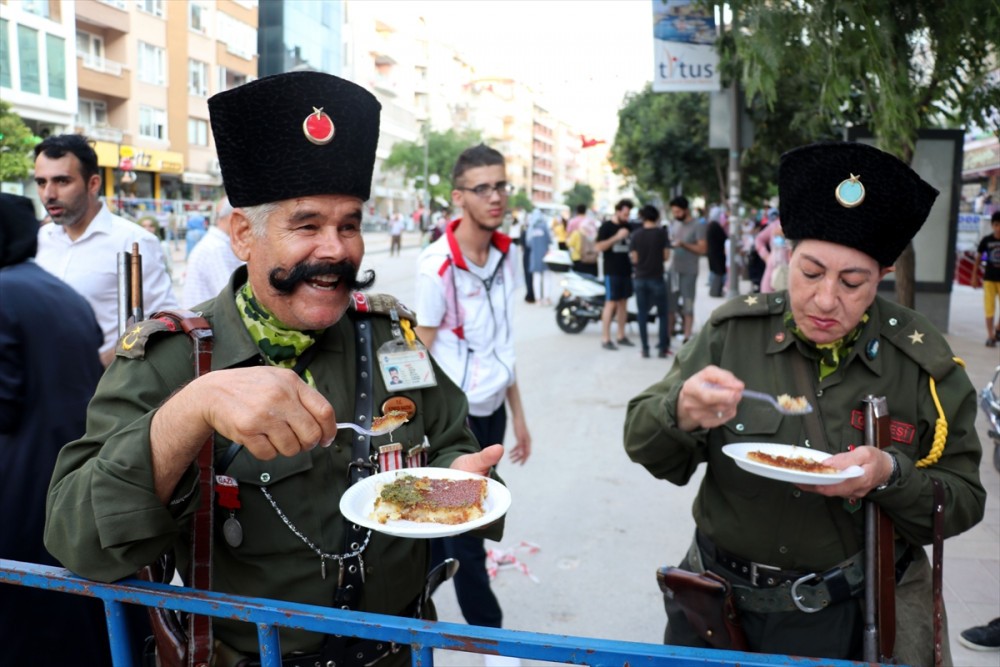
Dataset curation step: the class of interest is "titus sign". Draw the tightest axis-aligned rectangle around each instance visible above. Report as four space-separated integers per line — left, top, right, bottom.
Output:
652 0 720 92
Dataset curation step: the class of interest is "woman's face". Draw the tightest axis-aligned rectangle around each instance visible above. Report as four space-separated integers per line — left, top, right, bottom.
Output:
787 239 891 345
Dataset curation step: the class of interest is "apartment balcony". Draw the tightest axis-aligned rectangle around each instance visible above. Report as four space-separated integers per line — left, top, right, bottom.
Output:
75 0 130 34
76 123 125 143
77 55 130 101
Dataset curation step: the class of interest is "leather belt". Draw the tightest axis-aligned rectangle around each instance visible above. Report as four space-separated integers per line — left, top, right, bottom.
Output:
697 531 826 588
695 531 865 614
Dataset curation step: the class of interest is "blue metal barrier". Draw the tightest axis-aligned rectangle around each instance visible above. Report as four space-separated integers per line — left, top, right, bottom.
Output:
2 559 872 667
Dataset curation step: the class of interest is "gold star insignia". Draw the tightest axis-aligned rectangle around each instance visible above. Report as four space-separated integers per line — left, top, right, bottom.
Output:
743 295 759 306
907 330 925 345
121 324 144 351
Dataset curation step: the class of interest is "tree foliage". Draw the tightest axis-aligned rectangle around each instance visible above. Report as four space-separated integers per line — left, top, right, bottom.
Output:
0 101 39 182
726 0 1000 306
510 188 533 212
563 182 594 210
610 87 722 203
382 127 483 209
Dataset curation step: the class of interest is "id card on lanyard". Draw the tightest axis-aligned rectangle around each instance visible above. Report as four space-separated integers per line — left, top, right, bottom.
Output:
375 307 437 391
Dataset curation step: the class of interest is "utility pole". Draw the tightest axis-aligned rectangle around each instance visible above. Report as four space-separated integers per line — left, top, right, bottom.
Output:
422 122 430 231
722 4 742 297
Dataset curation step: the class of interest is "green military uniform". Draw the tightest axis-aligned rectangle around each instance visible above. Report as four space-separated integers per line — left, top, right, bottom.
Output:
624 292 985 661
45 268 502 658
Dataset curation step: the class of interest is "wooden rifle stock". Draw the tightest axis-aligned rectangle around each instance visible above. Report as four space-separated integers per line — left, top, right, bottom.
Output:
862 395 896 663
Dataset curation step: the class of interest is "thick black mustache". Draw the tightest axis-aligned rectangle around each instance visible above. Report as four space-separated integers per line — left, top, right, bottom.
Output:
268 260 375 295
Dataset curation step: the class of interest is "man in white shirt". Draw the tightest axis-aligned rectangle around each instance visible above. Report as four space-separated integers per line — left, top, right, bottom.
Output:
34 134 178 366
183 197 244 307
414 144 531 642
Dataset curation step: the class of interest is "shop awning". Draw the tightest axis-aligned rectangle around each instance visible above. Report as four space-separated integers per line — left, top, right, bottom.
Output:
182 171 223 186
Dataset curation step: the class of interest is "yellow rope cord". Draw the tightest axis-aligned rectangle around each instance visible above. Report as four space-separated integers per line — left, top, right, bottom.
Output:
916 356 965 468
400 319 417 348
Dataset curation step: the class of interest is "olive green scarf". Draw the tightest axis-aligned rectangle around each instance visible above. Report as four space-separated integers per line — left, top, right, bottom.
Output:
785 311 870 381
236 282 319 387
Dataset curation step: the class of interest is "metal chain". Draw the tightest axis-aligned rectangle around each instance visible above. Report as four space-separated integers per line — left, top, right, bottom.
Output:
259 486 371 566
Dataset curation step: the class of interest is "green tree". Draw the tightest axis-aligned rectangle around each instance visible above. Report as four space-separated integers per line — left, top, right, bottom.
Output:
563 182 594 210
610 86 722 204
510 187 533 212
383 127 483 210
0 101 39 182
726 0 1000 306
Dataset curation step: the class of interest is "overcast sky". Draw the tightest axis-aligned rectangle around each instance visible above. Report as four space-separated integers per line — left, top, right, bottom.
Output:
386 0 655 140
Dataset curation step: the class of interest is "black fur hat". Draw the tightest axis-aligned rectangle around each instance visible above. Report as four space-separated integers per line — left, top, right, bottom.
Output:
778 141 939 267
208 71 381 207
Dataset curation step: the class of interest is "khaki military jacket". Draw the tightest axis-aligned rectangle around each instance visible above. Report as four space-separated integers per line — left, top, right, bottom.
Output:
625 292 985 569
45 268 499 654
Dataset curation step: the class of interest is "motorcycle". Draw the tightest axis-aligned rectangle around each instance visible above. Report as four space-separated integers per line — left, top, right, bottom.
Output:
981 365 1000 473
544 249 657 334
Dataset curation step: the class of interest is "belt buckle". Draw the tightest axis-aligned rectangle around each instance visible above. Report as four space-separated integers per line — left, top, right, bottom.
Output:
790 572 823 613
749 561 782 587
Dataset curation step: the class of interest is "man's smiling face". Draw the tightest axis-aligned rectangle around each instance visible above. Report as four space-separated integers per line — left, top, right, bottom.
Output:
232 194 366 331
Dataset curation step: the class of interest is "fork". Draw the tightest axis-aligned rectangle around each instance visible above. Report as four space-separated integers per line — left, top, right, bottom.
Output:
703 383 814 415
337 421 394 437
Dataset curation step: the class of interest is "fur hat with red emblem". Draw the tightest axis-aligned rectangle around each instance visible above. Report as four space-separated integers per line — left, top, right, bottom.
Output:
778 141 939 267
208 71 381 208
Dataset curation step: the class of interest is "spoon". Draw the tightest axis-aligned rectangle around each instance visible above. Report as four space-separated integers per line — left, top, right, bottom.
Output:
338 410 410 437
704 383 813 415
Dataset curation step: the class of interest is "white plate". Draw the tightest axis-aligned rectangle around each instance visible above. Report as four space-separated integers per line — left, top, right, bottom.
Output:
722 443 864 485
339 467 511 538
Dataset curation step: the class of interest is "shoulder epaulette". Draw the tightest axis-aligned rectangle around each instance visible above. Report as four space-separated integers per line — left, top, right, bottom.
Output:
876 297 955 381
350 292 417 324
115 315 186 359
709 292 785 326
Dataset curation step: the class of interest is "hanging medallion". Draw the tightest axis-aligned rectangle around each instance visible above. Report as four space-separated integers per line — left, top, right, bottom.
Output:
835 173 865 208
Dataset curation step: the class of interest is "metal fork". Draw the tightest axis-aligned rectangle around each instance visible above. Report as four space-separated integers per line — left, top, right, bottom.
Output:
336 421 394 437
704 383 814 415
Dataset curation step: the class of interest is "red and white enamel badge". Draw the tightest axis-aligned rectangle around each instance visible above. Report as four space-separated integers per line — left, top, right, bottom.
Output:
302 106 335 145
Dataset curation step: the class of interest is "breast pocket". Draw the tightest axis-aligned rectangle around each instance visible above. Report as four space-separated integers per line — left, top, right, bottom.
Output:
222 448 318 557
712 403 786 498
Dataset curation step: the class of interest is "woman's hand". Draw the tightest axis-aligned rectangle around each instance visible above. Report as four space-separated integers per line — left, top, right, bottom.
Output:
677 365 745 431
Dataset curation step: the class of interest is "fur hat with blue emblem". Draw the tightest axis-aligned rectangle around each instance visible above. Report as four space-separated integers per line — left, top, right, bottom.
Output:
208 71 381 208
778 141 939 267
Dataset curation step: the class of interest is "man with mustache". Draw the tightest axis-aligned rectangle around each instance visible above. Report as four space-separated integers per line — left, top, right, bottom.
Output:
45 72 503 667
34 134 178 366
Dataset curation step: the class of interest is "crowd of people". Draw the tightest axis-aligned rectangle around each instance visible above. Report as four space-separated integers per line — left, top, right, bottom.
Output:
0 69 995 667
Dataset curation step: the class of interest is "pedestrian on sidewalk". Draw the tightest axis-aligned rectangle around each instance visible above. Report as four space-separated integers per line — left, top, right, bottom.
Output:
666 196 707 343
596 198 635 350
414 144 532 650
625 141 985 665
629 204 672 358
976 211 1000 347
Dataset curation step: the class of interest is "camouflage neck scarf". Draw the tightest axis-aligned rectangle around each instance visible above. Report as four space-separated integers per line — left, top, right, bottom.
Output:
785 311 870 381
236 282 318 387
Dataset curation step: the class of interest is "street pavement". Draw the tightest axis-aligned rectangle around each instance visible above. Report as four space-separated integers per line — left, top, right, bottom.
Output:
168 230 999 666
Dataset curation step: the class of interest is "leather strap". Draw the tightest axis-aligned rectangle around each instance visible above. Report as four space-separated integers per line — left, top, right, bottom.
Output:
321 314 377 665
931 478 945 667
154 310 215 667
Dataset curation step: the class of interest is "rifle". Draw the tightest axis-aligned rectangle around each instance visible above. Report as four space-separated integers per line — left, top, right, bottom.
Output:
862 395 896 663
117 241 144 337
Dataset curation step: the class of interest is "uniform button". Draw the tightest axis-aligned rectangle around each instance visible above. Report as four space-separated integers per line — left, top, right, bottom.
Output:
792 489 801 498
804 439 811 448
361 355 368 362
360 392 367 399
774 297 783 304
816 389 823 397
889 318 898 326
779 545 788 554
736 423 745 432
259 472 270 483
361 371 368 379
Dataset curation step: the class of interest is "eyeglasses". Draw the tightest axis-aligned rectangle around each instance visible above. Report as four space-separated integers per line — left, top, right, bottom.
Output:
457 181 514 198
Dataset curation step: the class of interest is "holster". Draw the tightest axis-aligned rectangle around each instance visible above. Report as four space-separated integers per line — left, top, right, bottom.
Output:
656 566 748 651
138 554 187 667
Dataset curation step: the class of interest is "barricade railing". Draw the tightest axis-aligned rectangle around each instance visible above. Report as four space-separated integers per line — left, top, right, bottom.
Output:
1 559 871 667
